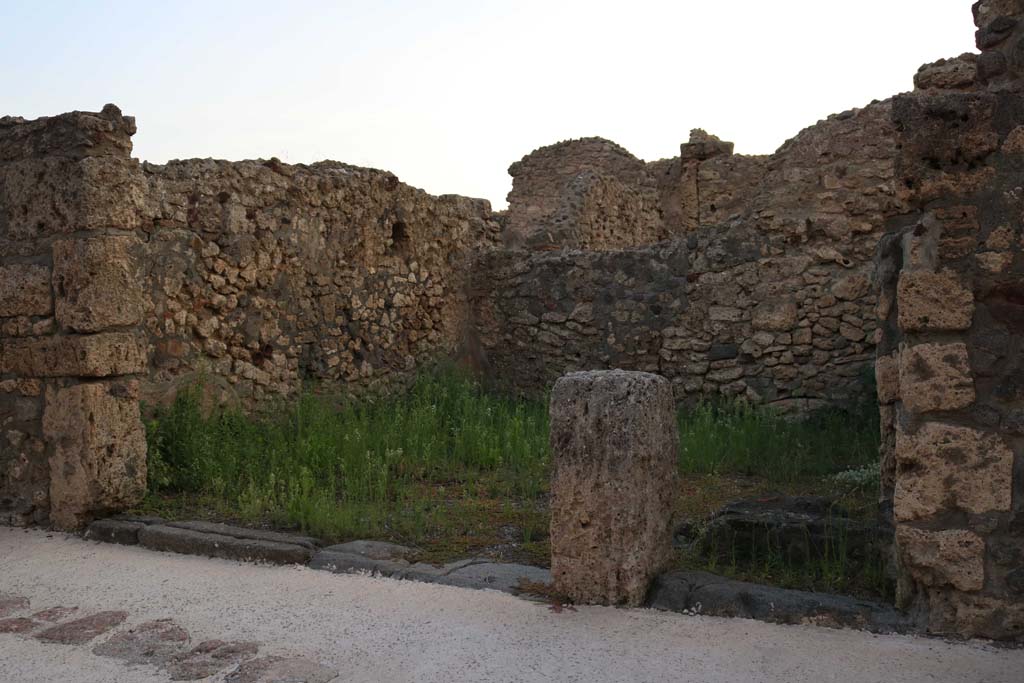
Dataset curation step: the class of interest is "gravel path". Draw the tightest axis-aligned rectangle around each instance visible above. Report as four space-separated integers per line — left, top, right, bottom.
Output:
1 527 1021 683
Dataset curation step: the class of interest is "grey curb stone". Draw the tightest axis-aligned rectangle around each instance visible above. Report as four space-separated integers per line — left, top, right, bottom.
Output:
85 519 145 545
138 525 313 565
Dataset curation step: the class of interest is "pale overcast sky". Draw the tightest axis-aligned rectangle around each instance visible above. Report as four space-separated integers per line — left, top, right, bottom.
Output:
2 1 976 208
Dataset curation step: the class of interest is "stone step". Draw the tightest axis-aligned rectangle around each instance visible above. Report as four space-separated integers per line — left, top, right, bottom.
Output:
137 525 313 565
648 570 911 634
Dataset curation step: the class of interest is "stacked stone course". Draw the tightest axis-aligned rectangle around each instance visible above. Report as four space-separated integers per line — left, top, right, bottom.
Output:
875 0 1024 639
0 105 148 528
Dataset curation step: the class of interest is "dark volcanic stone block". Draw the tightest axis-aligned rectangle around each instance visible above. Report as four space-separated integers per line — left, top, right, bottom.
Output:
165 521 320 550
138 525 313 565
86 519 144 545
648 571 910 634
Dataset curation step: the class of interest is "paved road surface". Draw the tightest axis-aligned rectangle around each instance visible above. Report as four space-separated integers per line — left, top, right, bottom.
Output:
1 527 1021 682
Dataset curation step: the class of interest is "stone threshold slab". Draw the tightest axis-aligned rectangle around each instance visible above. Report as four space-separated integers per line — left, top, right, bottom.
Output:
84 518 911 634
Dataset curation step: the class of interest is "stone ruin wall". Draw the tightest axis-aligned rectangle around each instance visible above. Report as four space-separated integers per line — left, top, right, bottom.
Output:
1 0 1022 641
874 0 1024 639
474 103 902 409
141 158 497 408
0 107 499 529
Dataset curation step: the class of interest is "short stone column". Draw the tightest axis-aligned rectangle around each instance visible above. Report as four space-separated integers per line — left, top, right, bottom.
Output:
548 369 679 606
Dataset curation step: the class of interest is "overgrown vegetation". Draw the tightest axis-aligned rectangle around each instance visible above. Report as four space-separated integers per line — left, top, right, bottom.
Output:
138 366 889 597
142 367 550 557
677 397 879 481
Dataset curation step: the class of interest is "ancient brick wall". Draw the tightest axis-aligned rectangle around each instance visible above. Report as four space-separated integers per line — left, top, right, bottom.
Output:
140 159 498 408
0 105 149 529
476 104 902 407
876 0 1024 640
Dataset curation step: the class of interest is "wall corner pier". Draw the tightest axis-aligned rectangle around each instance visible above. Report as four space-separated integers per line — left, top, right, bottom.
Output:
1 104 149 529
875 0 1024 640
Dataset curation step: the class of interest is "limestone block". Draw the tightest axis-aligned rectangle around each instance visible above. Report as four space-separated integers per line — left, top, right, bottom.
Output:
898 342 974 413
1 333 147 377
0 264 51 317
752 301 798 331
897 269 974 331
896 526 985 592
549 370 678 606
875 351 900 404
43 381 147 529
894 421 1013 521
52 236 144 332
0 156 145 240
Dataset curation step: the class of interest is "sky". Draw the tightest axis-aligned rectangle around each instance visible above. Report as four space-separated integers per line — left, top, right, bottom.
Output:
1 1 977 209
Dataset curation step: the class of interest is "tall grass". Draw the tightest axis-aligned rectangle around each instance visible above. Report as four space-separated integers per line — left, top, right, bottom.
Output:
144 366 550 540
145 366 881 557
677 400 879 482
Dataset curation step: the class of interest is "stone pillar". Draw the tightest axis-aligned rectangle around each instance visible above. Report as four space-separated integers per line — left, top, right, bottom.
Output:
548 370 678 606
877 0 1024 640
0 105 149 529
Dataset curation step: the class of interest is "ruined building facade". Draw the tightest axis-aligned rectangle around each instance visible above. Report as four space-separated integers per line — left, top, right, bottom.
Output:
1 0 1021 641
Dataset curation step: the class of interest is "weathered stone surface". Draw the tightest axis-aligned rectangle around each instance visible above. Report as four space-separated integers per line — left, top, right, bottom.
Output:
320 540 416 561
439 562 552 593
165 521 319 550
648 571 910 633
85 518 144 545
0 104 134 162
894 422 1014 521
924 590 1024 641
0 333 147 377
225 656 339 683
31 606 78 622
0 594 29 617
898 342 975 413
0 155 146 240
43 381 147 529
52 236 144 332
914 54 979 91
138 525 313 565
93 619 190 666
549 370 678 606
752 301 799 331
0 617 38 633
875 352 900 404
0 264 52 317
163 639 259 681
896 527 985 592
897 270 974 331
34 610 127 644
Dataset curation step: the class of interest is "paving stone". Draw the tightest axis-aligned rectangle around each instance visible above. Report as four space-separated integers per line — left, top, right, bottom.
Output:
648 571 910 634
112 514 165 525
93 618 190 666
440 562 553 593
139 525 313 565
321 540 417 562
0 594 29 617
31 606 79 622
310 550 552 596
34 610 128 644
165 521 320 550
163 639 260 681
309 550 441 580
85 519 144 545
0 617 38 634
225 655 339 683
